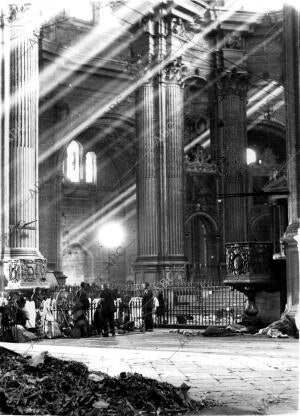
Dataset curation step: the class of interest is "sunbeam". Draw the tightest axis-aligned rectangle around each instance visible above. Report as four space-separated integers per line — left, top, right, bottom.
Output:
37 1 252 167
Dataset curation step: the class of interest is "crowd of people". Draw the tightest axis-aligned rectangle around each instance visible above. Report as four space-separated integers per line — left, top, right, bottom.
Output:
0 288 61 342
0 282 166 342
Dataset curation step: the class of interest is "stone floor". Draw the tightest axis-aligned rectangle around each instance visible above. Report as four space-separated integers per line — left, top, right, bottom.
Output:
1 329 299 415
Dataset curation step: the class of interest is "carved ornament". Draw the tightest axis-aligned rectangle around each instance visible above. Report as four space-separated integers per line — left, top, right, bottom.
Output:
185 145 218 175
226 245 249 276
226 242 272 280
6 258 47 287
223 32 243 49
162 57 189 83
217 70 249 98
125 54 153 83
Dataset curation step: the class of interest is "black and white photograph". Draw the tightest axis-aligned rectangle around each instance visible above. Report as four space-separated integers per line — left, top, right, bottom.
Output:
0 0 299 415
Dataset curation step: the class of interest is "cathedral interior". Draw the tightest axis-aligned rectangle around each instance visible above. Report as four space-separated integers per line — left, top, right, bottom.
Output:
0 0 299 324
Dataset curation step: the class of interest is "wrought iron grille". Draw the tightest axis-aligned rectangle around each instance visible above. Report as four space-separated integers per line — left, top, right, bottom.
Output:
0 282 246 339
47 281 245 329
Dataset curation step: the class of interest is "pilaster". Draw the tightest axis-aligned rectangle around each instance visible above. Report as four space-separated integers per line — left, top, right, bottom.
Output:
2 4 47 289
281 5 300 318
165 79 185 259
135 81 159 261
0 12 10 291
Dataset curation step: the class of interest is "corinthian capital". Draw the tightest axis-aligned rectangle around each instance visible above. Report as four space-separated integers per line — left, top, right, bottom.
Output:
162 57 189 84
217 70 249 98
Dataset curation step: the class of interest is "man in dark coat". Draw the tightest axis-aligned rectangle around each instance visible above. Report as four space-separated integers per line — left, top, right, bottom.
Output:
72 301 88 338
93 301 105 335
76 282 90 316
156 290 165 325
100 284 116 337
142 282 154 331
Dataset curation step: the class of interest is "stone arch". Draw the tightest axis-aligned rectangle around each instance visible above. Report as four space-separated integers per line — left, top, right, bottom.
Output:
249 212 272 242
247 120 286 164
185 211 220 282
182 74 208 87
62 243 94 286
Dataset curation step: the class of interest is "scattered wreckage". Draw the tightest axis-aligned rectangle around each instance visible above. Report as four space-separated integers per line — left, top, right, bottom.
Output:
0 347 216 415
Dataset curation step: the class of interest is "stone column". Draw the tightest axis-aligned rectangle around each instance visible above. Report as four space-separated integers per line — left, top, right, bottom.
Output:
134 62 187 283
217 71 248 243
4 5 47 289
54 174 64 275
165 77 185 262
0 12 10 291
134 81 159 283
281 6 300 317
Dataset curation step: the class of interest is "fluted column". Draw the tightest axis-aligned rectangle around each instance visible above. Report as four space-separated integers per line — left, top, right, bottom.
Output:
54 174 63 273
134 61 186 283
218 71 248 243
281 5 300 317
0 12 10 291
4 5 47 289
134 81 160 282
165 81 185 259
137 81 159 257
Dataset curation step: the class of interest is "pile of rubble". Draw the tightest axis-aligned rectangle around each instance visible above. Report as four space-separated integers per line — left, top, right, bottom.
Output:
0 347 216 415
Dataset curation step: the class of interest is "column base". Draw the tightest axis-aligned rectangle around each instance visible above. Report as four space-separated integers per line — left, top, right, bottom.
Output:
2 248 48 290
282 222 300 318
133 256 187 284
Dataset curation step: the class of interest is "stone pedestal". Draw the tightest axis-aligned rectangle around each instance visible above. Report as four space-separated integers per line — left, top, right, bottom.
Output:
224 241 273 322
282 224 300 318
224 242 273 286
2 5 47 290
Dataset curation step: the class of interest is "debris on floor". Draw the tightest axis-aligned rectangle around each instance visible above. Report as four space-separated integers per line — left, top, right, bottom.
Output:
256 328 290 338
202 326 248 337
254 312 299 339
170 324 250 337
169 329 203 336
0 347 216 415
225 323 249 333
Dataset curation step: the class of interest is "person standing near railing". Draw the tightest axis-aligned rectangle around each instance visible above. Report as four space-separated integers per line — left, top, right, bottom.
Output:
75 282 90 318
142 282 154 332
156 290 165 325
100 284 116 337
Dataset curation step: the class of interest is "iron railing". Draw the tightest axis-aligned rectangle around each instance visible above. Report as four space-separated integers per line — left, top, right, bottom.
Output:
49 282 245 330
0 282 246 340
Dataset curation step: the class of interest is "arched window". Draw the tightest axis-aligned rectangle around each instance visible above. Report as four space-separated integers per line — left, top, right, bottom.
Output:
65 140 82 182
247 148 257 165
86 152 97 184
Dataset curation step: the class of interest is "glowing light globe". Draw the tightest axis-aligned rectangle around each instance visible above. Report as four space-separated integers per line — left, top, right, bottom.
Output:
98 222 125 249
